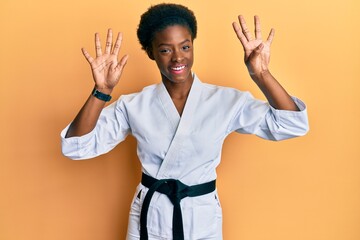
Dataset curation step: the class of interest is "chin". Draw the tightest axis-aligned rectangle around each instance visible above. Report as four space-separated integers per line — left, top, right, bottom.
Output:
162 72 192 84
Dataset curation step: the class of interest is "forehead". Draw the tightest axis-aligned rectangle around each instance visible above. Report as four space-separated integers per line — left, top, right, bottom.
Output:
152 25 192 46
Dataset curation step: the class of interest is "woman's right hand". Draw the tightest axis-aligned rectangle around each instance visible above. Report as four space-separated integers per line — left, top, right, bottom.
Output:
82 29 129 93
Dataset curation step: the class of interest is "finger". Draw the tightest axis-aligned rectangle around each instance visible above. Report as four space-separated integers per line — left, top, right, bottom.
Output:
95 32 102 57
255 43 264 54
232 22 249 48
248 43 264 62
105 28 113 54
116 54 129 71
267 28 275 44
238 15 253 41
81 48 94 64
112 32 123 56
254 15 262 40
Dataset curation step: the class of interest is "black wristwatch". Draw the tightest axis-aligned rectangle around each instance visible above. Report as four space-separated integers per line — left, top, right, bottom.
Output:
91 88 112 102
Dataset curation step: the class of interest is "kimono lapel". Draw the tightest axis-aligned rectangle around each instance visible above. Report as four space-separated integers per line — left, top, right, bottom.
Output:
156 74 203 179
156 81 181 134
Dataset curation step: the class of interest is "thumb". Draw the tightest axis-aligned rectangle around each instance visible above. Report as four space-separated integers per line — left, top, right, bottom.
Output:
246 43 263 63
251 43 264 57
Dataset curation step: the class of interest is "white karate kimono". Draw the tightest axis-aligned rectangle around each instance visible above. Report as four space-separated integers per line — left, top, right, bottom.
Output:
61 74 309 240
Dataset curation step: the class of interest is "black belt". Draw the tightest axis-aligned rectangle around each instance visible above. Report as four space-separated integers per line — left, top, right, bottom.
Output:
140 173 216 240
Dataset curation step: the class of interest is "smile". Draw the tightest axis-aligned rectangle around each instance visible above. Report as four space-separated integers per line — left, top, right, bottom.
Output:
171 65 186 71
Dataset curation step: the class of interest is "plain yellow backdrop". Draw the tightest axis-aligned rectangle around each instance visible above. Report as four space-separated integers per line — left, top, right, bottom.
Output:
1 0 359 239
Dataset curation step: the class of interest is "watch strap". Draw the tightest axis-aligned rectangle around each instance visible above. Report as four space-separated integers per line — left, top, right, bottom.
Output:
91 88 112 102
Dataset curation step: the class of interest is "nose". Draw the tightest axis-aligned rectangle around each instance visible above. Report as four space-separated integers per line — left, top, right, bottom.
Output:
171 49 184 62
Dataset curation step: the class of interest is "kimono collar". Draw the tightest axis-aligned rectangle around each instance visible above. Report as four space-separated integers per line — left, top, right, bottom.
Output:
156 73 203 131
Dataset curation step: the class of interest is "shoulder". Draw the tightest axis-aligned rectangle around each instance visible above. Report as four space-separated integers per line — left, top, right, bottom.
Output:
116 83 159 104
199 79 252 102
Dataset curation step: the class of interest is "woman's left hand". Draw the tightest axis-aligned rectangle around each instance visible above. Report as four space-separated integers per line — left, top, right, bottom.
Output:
232 15 274 79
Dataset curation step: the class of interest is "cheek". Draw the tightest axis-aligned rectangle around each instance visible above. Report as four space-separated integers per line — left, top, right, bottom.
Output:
155 59 168 71
187 53 194 67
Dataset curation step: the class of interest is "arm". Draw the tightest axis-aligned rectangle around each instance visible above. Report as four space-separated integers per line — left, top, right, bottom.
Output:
65 29 129 138
232 15 299 111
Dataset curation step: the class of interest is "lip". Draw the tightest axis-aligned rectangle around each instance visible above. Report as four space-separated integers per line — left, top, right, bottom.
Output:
169 64 187 74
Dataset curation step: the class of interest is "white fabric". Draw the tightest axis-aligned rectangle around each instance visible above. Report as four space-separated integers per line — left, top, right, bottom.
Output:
61 74 309 239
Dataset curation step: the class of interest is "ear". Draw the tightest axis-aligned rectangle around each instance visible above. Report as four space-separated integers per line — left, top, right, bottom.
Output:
146 47 155 60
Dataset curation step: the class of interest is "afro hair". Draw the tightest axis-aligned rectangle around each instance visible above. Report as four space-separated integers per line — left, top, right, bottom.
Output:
137 3 197 51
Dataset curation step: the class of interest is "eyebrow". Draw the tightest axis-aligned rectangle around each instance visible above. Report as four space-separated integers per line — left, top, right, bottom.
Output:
157 39 191 48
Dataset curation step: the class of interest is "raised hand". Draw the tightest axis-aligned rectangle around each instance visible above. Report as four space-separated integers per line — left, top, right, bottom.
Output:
82 29 129 93
232 15 274 79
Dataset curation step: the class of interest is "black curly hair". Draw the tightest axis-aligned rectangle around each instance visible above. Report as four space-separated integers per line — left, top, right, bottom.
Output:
137 3 197 51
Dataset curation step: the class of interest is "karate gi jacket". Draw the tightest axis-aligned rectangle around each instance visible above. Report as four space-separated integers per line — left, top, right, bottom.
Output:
61 74 309 240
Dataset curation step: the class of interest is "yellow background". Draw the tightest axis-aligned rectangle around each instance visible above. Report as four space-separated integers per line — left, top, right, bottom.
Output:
1 0 359 239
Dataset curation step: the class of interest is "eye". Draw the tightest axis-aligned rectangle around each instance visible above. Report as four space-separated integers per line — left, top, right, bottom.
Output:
159 48 171 54
182 45 191 51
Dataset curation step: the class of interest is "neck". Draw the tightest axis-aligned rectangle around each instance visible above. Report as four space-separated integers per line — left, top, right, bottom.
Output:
162 77 194 100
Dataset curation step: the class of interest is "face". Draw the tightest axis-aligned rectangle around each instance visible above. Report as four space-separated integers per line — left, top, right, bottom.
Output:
148 25 194 84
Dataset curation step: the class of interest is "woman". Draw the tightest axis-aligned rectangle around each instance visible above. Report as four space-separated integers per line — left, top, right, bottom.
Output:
61 3 308 240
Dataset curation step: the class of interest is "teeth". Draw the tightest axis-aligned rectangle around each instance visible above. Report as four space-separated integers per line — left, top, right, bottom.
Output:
171 66 185 71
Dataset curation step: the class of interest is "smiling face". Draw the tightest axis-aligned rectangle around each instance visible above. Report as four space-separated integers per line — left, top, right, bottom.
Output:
148 25 194 85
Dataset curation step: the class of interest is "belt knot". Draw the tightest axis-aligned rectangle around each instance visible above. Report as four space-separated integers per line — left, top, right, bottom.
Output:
139 173 216 240
163 179 189 204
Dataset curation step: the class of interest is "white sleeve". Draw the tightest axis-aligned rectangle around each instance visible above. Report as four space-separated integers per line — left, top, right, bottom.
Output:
227 92 309 141
60 98 131 160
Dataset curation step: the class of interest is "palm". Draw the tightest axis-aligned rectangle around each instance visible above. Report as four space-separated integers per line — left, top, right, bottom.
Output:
82 29 128 90
244 39 269 60
89 53 121 88
232 15 274 76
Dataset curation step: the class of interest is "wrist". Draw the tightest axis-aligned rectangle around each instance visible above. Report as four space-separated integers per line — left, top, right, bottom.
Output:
251 69 272 84
91 87 112 102
94 85 114 95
